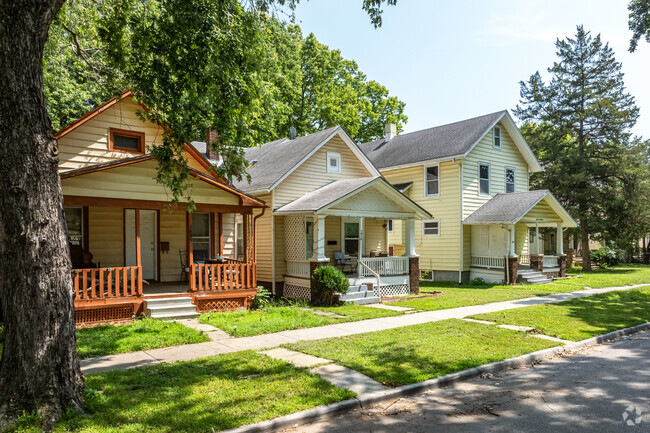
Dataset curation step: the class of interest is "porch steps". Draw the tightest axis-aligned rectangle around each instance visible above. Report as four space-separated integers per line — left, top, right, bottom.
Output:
517 269 552 285
144 297 200 320
338 285 381 305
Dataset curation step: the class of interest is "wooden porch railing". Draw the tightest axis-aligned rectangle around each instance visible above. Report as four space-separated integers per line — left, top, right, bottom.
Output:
471 256 506 269
191 263 257 291
72 266 142 300
359 256 409 277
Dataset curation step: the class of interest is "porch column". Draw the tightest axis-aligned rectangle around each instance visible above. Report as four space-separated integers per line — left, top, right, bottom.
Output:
358 217 364 277
404 218 416 257
187 211 195 291
135 209 143 294
509 224 516 256
535 222 540 255
557 222 567 277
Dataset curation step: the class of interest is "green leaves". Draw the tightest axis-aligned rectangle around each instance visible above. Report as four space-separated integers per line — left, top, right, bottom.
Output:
628 0 650 52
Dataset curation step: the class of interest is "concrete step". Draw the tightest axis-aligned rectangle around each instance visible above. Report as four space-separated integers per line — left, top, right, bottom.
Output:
149 311 201 320
144 297 193 308
349 296 382 305
526 277 552 284
339 290 376 301
145 297 199 319
346 285 369 293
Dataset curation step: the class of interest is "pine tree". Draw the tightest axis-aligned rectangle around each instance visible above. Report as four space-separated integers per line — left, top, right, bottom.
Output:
515 26 639 271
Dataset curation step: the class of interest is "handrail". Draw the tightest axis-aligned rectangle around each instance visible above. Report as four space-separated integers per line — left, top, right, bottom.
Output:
357 260 380 295
191 262 257 291
72 266 142 300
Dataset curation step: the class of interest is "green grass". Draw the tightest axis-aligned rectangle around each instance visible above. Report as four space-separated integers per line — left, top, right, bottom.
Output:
9 351 354 433
199 304 402 337
286 319 558 387
389 264 650 311
76 318 211 359
470 287 650 341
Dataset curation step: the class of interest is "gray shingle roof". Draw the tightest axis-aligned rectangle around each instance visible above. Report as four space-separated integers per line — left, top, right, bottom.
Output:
359 111 506 169
232 127 340 193
189 141 221 166
463 190 549 224
274 177 374 213
392 182 413 193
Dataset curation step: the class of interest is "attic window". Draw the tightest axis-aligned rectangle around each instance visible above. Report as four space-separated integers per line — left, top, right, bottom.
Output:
109 128 145 154
327 152 341 173
493 126 501 149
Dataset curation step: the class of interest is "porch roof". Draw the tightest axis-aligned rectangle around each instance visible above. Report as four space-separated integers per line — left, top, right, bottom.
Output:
273 176 431 219
462 190 577 227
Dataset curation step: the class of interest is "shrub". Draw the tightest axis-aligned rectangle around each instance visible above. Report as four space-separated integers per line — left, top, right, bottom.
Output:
311 265 349 306
252 286 272 309
591 246 621 268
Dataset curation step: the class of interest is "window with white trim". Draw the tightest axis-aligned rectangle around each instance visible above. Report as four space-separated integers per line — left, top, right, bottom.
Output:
479 163 490 196
425 165 439 196
493 126 501 148
344 222 360 255
422 220 440 237
505 167 515 193
327 152 341 173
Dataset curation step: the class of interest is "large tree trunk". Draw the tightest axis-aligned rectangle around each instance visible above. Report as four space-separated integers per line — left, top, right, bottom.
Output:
580 222 592 272
0 0 84 430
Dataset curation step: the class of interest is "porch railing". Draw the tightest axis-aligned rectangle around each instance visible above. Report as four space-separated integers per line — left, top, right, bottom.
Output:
543 255 559 268
519 254 530 265
286 260 311 277
359 256 409 277
191 263 257 291
73 266 142 300
471 256 505 269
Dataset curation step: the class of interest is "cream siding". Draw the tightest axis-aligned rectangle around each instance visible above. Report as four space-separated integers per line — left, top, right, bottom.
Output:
88 207 124 268
253 194 273 282
324 216 341 261
364 218 388 255
274 213 286 280
273 135 372 207
222 214 236 258
159 211 186 282
520 200 562 223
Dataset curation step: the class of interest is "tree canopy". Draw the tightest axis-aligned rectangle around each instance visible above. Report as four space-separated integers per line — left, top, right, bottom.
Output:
628 0 650 52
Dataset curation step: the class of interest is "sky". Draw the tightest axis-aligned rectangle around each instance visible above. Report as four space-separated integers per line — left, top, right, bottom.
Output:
293 0 650 139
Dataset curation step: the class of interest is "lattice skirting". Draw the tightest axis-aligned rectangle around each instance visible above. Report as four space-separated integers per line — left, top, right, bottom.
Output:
378 284 409 297
75 303 135 325
284 283 312 300
195 297 248 312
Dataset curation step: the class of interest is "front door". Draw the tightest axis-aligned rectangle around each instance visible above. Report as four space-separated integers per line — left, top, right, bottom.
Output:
125 209 158 281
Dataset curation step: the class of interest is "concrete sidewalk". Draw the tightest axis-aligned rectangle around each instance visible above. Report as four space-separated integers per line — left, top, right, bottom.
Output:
80 283 650 374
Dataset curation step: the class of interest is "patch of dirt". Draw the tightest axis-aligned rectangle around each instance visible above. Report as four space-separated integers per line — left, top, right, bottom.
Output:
382 291 443 303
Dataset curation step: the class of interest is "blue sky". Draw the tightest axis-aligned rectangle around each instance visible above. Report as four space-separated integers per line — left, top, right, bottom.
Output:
293 0 650 139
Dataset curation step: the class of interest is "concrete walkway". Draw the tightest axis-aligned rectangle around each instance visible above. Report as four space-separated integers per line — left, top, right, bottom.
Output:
80 283 649 374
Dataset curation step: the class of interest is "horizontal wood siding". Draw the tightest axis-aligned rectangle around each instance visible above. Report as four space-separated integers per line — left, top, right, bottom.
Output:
254 194 273 282
274 213 286 281
324 216 341 262
521 200 562 223
382 161 461 271
515 222 529 257
463 121 530 218
222 214 236 258
159 211 186 282
365 218 388 255
88 207 124 268
274 135 372 207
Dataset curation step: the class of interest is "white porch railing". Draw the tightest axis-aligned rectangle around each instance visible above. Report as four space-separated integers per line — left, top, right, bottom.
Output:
543 255 559 268
519 254 530 265
286 260 310 277
357 260 381 293
471 256 505 269
359 256 409 277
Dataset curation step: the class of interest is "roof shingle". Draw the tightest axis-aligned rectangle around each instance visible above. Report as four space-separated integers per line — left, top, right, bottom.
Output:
463 190 549 224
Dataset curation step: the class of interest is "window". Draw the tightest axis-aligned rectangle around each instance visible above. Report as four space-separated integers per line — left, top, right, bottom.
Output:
425 165 439 196
505 167 515 193
493 126 501 148
109 128 145 154
422 220 440 237
327 152 341 173
387 220 393 233
192 212 211 262
236 220 244 260
305 219 314 259
479 163 490 195
64 207 84 246
344 222 360 256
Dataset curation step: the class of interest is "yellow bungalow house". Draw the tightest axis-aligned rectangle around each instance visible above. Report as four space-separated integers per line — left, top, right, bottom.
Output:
230 126 431 301
360 111 577 284
56 92 266 325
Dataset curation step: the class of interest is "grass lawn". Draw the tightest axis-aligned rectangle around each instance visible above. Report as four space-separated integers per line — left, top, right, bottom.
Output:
199 304 402 337
389 264 650 312
286 319 559 387
470 287 650 341
76 318 210 359
10 351 354 433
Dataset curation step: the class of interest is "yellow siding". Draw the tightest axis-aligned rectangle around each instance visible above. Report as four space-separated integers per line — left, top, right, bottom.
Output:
274 135 372 207
222 214 236 258
382 161 461 271
274 213 286 281
365 218 388 254
462 225 471 271
324 216 341 261
88 207 124 268
58 98 164 172
253 194 273 282
159 211 186 282
515 222 530 257
462 121 530 218
61 160 239 205
521 200 562 223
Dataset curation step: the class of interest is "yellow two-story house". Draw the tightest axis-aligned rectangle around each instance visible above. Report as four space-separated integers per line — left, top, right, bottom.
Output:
360 111 577 284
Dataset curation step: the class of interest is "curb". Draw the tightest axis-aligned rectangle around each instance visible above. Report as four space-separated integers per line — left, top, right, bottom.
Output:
220 321 650 433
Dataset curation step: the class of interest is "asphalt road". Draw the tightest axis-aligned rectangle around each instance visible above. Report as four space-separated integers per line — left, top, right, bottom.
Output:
285 330 650 433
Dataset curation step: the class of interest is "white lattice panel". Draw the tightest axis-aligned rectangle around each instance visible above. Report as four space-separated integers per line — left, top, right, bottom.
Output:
285 216 306 261
283 283 312 300
378 284 409 297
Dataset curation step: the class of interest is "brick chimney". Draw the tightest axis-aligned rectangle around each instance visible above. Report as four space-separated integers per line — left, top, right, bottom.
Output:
205 128 219 161
384 123 397 141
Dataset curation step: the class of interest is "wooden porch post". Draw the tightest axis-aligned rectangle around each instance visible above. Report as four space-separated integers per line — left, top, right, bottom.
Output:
135 209 142 294
187 211 194 291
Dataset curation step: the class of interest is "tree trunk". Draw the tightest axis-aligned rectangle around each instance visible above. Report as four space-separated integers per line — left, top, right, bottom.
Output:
580 222 592 272
0 0 84 430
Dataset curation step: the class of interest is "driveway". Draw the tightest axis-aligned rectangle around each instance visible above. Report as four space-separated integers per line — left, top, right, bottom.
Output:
286 330 650 433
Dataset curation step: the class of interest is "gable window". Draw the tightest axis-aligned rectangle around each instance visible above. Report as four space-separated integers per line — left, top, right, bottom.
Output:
192 212 211 263
425 165 439 197
422 220 440 237
505 167 516 193
327 152 341 173
479 163 490 195
109 128 145 154
493 126 501 149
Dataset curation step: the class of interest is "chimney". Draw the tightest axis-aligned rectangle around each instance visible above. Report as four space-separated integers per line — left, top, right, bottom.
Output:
384 123 397 141
205 128 220 161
